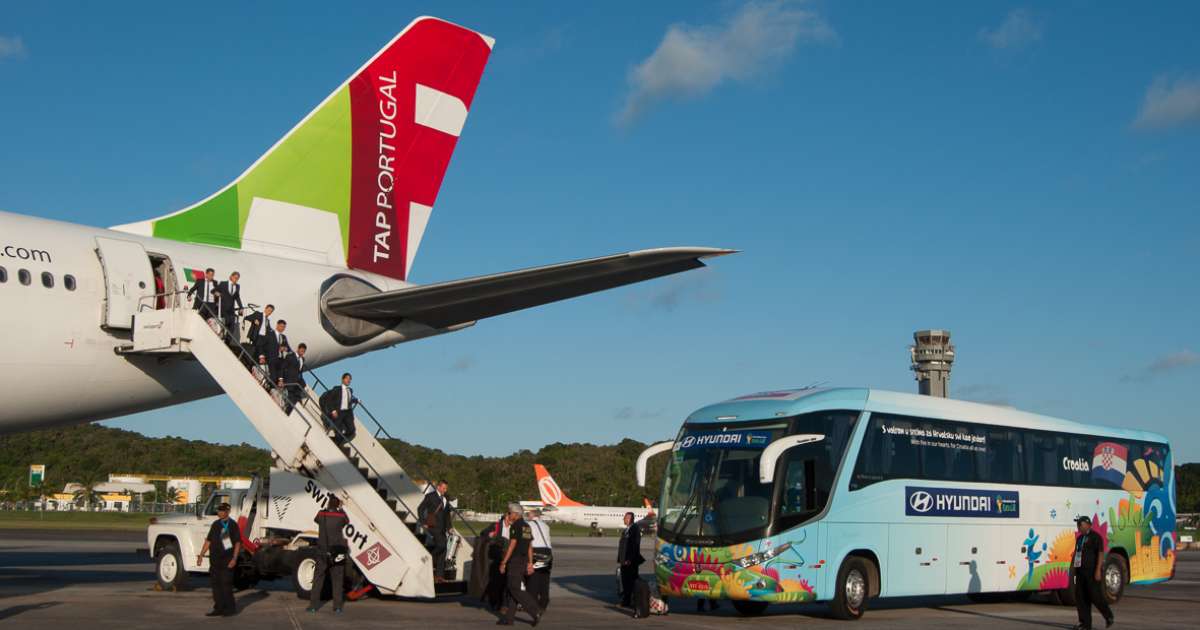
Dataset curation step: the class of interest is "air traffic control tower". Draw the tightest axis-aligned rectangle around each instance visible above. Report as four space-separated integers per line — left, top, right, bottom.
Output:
910 329 955 398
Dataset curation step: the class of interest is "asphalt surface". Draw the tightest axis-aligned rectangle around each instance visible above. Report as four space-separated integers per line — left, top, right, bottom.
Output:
1 528 1198 628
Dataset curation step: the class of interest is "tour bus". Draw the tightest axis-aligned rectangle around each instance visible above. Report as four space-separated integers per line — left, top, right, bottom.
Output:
634 387 1176 619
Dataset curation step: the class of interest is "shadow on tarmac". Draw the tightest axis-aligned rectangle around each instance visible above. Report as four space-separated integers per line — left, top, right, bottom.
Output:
932 605 1075 628
0 601 61 621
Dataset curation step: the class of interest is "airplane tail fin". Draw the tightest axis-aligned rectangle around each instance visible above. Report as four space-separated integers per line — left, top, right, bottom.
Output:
112 16 493 281
534 464 585 507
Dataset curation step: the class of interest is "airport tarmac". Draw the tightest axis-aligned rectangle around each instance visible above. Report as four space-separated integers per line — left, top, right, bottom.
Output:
1 528 1197 628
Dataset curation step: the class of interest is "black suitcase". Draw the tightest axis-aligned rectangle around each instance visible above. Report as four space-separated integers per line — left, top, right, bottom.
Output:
631 578 651 619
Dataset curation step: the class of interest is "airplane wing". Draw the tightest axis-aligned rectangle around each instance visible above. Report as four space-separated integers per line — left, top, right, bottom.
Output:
325 247 734 329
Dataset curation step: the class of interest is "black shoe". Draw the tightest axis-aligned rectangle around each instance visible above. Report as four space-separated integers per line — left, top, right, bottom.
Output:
495 621 512 626
531 613 541 627
1105 617 1114 628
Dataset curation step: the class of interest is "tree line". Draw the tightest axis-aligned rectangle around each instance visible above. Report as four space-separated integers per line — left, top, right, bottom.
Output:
0 424 667 512
2 424 1197 516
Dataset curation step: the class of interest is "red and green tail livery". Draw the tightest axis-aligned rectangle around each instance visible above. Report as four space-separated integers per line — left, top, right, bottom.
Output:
112 17 493 282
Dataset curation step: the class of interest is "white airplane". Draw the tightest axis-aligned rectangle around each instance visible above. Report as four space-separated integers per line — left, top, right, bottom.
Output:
532 464 654 530
0 16 731 435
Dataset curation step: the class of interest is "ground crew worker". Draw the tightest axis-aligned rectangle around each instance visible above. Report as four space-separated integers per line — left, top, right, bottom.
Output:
617 511 643 608
497 503 542 626
197 502 241 617
1072 515 1114 629
525 510 552 610
307 495 350 614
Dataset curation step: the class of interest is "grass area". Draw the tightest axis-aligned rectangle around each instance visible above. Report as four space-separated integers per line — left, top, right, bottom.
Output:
0 509 155 531
463 520 620 538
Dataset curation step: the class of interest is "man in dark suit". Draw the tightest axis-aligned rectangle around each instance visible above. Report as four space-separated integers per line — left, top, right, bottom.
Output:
187 268 220 320
418 480 452 582
244 304 273 354
263 320 288 382
318 373 357 442
216 271 244 342
617 512 644 608
281 343 306 407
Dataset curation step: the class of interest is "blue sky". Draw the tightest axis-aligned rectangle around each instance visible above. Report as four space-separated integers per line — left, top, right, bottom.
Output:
2 2 1198 461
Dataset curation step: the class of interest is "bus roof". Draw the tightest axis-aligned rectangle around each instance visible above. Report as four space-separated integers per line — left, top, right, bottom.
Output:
684 387 1169 445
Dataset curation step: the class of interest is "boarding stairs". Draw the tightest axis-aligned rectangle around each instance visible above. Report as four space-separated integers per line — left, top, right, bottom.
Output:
121 307 474 598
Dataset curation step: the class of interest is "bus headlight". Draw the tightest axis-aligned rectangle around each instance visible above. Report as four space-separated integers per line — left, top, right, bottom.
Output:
731 542 792 569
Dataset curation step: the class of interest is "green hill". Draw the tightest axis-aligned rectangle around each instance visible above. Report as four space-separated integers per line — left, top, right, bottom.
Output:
3 424 1197 515
0 423 667 512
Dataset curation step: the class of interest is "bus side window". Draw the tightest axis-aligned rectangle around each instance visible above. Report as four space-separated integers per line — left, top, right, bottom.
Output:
919 420 980 482
780 456 814 515
850 415 920 490
1024 432 1063 486
978 428 1024 484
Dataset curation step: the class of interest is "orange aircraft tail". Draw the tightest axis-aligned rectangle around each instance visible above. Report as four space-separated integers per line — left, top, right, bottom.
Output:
533 464 585 507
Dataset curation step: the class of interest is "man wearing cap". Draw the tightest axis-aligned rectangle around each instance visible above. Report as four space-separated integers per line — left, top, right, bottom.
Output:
1073 515 1114 630
497 503 542 626
197 502 242 617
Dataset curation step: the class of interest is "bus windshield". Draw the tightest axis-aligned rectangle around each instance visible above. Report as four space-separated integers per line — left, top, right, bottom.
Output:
658 411 858 546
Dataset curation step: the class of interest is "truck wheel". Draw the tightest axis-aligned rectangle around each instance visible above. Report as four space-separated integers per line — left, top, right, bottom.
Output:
1102 554 1127 604
732 600 768 616
292 548 328 600
155 542 188 590
829 557 871 620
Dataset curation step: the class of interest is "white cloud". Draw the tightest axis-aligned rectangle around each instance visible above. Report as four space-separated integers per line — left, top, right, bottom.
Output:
616 1 834 126
0 35 27 61
1121 349 1199 383
449 355 477 372
1147 350 1200 374
978 9 1043 50
1133 74 1200 130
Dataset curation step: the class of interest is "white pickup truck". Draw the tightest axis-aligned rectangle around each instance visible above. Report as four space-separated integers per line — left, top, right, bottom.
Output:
147 468 368 598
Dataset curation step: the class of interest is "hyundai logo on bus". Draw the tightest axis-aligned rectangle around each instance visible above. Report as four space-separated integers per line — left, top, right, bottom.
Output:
675 430 772 451
904 486 1020 518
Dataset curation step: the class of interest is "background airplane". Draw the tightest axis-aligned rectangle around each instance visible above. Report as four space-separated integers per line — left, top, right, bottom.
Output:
0 16 730 435
532 464 654 530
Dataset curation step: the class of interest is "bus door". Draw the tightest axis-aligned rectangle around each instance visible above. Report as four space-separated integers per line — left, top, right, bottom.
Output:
888 523 947 596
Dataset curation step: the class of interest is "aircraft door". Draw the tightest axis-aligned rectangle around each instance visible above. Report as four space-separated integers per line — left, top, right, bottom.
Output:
95 237 155 329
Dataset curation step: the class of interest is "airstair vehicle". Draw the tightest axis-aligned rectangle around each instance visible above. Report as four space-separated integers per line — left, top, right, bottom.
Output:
129 304 473 599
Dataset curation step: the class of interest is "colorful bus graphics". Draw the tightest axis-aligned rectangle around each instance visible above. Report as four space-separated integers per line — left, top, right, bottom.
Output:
642 388 1175 620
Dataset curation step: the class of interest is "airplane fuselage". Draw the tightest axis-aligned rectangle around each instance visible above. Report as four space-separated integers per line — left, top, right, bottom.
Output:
542 505 653 530
0 209 451 434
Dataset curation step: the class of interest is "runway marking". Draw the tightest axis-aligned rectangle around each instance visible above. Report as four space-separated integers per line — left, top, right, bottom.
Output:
279 594 303 630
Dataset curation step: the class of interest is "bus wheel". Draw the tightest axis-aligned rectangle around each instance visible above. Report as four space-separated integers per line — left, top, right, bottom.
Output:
732 600 769 616
1102 555 1127 604
830 557 871 620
